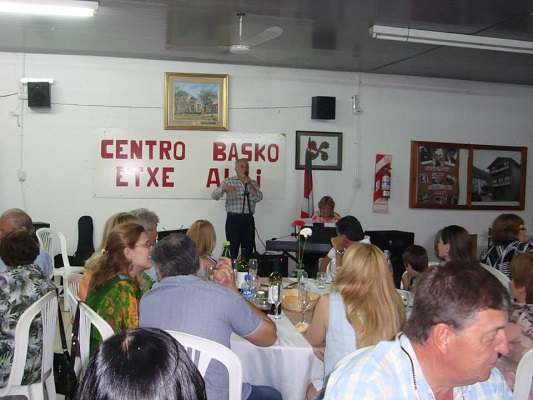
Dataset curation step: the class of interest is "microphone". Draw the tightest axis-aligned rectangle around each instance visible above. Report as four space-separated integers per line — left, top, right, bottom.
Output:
244 171 249 177
269 233 297 241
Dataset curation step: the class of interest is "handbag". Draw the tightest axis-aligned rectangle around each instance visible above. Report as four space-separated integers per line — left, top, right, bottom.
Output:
54 293 80 399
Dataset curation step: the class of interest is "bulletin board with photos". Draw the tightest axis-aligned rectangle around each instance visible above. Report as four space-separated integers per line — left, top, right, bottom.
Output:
409 141 527 210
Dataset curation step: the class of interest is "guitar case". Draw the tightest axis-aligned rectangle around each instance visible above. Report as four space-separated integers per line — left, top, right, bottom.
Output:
54 216 95 268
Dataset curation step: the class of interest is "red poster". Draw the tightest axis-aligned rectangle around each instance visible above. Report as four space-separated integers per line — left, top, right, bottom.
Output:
416 146 460 205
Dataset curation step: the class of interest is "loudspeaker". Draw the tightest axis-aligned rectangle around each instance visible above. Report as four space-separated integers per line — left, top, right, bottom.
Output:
28 82 51 107
365 230 415 288
312 96 335 120
257 254 288 277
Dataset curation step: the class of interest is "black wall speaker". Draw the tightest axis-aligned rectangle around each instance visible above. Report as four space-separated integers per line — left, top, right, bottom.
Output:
28 82 51 107
365 230 415 288
311 96 335 120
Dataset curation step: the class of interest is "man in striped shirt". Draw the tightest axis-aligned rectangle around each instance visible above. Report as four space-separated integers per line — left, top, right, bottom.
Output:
324 260 512 400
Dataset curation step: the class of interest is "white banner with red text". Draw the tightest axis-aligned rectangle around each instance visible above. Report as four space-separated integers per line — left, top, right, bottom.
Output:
93 129 286 199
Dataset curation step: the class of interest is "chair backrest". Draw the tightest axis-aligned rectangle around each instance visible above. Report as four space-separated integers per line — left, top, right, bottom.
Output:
0 291 58 398
164 330 243 400
513 347 533 400
479 263 512 296
78 302 114 374
36 228 70 268
67 274 83 316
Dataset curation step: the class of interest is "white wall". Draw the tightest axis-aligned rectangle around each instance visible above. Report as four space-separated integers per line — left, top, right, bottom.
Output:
1 51 532 260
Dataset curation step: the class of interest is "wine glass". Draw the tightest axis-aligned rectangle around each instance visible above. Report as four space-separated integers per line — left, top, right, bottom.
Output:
248 258 258 278
297 284 310 325
268 283 283 321
316 272 327 289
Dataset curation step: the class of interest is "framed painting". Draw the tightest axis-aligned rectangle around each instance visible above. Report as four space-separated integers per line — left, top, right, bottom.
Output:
164 72 228 130
295 131 343 170
409 141 527 210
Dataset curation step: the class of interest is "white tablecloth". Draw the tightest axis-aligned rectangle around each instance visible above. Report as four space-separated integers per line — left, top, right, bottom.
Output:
230 310 324 400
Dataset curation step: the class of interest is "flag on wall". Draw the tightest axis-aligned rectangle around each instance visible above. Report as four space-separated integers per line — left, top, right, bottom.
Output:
301 138 314 218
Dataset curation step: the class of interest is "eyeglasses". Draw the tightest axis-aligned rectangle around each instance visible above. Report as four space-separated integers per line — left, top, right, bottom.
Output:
135 241 153 249
519 225 527 232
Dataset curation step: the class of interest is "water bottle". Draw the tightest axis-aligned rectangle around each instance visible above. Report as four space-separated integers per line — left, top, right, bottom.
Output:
241 274 256 301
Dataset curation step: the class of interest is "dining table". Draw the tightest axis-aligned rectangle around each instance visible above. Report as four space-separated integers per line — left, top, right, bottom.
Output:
230 278 330 400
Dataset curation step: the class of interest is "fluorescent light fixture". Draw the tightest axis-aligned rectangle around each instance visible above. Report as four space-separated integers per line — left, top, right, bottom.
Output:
369 24 533 54
0 0 98 17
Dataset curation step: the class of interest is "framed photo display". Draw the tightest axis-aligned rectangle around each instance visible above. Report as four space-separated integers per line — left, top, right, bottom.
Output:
410 141 527 210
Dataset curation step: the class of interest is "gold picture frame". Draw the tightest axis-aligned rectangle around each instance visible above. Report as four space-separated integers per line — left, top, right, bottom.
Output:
164 72 229 130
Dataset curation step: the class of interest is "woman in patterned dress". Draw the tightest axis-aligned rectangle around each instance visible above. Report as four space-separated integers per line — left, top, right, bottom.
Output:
496 253 533 398
85 222 152 349
0 230 56 388
481 214 533 279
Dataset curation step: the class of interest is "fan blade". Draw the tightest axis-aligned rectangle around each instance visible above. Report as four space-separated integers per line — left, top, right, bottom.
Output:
243 26 283 47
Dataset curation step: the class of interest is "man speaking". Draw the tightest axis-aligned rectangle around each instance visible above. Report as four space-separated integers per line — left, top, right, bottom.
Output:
212 158 263 260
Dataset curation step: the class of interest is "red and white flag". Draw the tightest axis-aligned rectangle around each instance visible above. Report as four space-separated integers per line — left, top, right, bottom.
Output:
301 138 314 218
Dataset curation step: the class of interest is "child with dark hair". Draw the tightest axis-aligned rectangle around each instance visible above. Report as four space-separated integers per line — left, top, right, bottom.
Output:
401 244 428 291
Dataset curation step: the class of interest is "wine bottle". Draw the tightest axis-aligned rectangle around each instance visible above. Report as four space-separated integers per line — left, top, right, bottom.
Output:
268 257 282 315
221 241 232 259
236 258 248 289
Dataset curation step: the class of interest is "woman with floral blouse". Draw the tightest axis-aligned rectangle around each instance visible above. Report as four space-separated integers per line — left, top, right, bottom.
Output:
0 230 56 388
85 222 152 350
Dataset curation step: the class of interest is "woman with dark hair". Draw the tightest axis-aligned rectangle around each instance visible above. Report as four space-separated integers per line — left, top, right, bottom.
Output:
85 222 152 347
0 230 56 388
306 243 406 398
76 327 207 400
496 253 533 396
481 214 533 279
437 225 476 265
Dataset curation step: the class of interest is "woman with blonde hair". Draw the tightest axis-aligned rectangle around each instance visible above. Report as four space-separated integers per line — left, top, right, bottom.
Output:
481 213 533 279
79 212 148 300
186 220 217 279
306 243 406 398
85 222 153 348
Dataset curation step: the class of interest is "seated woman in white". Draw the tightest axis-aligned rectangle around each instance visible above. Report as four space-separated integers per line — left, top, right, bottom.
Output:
306 243 406 399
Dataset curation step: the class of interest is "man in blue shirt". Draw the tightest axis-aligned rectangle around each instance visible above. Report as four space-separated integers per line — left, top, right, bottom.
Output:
0 208 52 276
325 260 512 399
140 233 280 400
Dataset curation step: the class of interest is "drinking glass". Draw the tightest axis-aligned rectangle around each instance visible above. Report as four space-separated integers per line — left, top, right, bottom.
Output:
205 264 215 282
268 283 283 321
316 272 327 289
248 258 258 278
297 269 308 285
297 284 310 324
328 258 337 282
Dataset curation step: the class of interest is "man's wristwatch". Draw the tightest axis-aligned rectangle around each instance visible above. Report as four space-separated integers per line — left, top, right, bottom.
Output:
335 249 345 255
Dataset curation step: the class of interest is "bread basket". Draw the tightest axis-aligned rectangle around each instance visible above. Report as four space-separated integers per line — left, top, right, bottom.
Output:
281 288 320 312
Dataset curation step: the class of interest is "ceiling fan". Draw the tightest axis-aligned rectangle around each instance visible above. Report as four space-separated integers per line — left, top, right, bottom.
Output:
167 12 283 59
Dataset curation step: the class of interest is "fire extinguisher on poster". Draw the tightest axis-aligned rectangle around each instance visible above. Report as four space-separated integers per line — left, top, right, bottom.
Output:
374 154 392 202
381 168 391 198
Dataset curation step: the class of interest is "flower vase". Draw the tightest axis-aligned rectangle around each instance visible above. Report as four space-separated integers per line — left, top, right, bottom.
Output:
296 265 305 284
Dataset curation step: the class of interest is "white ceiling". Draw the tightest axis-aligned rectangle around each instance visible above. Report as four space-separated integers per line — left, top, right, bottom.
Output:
0 0 532 86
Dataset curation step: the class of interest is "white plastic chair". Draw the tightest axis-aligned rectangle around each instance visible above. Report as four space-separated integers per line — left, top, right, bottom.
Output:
0 291 58 400
36 228 85 312
479 262 512 296
67 273 83 316
165 330 243 400
78 302 114 375
513 347 533 400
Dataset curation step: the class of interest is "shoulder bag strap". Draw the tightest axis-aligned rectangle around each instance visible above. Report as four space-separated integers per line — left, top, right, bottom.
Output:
69 302 81 370
56 289 70 355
